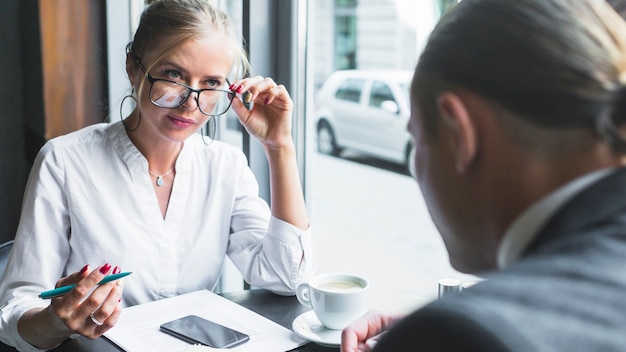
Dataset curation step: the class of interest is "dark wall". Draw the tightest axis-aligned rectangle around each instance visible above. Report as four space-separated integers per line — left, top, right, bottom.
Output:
0 0 45 244
0 0 107 244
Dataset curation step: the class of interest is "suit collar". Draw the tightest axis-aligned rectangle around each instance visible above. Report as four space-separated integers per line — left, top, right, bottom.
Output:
524 167 626 257
497 168 614 269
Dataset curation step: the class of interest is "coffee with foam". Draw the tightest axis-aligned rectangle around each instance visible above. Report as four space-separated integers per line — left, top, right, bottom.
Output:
317 280 363 292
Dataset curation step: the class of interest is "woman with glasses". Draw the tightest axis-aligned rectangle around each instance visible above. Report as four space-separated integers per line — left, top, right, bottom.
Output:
0 0 313 350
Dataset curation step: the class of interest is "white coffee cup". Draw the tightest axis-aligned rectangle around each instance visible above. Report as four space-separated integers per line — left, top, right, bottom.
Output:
296 273 369 330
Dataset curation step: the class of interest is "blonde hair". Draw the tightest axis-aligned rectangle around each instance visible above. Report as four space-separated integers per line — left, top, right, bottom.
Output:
127 0 251 102
414 0 626 152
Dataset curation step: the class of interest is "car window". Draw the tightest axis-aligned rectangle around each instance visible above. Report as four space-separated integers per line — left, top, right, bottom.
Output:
369 81 396 108
334 78 365 103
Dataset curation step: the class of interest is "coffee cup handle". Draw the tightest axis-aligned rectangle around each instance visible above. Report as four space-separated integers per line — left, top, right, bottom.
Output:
296 283 312 307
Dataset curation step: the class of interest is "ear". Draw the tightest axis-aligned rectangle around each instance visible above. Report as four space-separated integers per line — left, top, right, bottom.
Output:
125 53 138 87
436 92 477 173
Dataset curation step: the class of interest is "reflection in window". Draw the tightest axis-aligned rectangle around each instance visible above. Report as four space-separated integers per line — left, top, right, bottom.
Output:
369 82 395 109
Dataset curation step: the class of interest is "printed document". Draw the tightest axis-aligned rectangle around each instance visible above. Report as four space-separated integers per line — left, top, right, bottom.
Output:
104 290 306 351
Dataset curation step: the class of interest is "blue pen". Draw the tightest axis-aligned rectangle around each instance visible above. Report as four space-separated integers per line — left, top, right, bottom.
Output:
39 272 132 299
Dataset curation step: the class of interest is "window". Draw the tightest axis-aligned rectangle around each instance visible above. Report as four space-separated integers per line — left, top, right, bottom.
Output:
214 1 245 149
335 78 365 103
368 81 395 109
310 0 478 301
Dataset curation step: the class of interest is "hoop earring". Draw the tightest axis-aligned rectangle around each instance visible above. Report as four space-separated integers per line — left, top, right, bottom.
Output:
202 117 217 145
120 92 141 132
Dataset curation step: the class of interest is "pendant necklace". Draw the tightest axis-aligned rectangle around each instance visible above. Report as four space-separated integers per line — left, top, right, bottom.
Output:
148 167 175 187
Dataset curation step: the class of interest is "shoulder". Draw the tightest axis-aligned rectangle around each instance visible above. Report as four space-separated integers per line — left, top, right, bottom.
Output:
373 298 524 352
36 122 111 165
39 123 111 155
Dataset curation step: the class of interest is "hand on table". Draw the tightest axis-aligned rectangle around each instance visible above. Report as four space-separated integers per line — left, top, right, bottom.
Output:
341 310 406 352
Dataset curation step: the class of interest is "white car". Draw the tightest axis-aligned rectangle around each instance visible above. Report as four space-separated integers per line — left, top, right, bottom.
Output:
314 70 415 175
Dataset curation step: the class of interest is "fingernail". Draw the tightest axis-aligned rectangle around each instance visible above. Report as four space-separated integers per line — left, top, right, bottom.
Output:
112 266 121 275
100 263 112 275
243 91 252 103
80 264 89 273
235 85 243 93
229 83 236 91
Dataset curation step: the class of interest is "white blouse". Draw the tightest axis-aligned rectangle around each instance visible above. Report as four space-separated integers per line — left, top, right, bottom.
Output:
0 121 313 351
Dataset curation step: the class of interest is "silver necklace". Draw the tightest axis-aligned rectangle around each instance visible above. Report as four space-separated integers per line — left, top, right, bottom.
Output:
148 167 174 187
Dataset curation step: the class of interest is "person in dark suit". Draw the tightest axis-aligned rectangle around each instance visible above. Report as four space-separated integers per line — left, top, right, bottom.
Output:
341 0 626 351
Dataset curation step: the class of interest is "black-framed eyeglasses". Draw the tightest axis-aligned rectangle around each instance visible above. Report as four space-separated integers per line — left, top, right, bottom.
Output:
131 53 235 116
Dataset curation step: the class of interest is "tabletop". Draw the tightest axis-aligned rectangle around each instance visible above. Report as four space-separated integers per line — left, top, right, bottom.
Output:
0 290 337 352
0 289 427 351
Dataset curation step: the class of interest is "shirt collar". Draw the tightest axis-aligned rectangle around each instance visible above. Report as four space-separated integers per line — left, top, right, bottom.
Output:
497 167 615 269
106 120 193 172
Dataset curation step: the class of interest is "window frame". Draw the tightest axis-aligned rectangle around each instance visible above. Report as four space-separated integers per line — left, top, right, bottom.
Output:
241 0 310 205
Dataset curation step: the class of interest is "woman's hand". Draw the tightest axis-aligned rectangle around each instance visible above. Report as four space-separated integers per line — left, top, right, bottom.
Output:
18 263 124 349
229 75 309 230
229 76 294 151
341 311 405 352
51 263 124 336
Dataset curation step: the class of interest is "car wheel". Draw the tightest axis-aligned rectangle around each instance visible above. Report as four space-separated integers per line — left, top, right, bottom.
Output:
317 122 340 156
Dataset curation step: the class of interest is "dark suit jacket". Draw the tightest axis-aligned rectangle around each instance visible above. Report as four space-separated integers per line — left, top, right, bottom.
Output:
374 168 626 351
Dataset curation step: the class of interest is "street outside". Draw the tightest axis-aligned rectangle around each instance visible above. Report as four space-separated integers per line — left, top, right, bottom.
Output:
309 151 478 302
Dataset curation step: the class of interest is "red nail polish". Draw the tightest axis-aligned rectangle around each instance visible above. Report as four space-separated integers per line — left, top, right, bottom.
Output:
112 266 121 275
229 83 236 91
80 264 89 273
236 85 244 93
100 263 112 274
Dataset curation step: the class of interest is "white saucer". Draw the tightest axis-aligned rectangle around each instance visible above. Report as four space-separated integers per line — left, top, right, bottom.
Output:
292 310 342 348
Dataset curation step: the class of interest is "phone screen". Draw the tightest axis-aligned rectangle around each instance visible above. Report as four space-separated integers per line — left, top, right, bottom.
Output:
160 315 250 348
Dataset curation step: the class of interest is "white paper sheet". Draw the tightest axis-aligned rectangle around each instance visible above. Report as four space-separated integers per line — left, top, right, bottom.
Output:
104 290 306 352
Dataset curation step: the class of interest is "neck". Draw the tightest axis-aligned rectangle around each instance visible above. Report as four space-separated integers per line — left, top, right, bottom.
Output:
482 141 621 247
145 147 181 175
124 118 183 173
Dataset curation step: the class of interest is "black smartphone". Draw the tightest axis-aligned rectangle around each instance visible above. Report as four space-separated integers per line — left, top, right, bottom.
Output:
160 315 250 348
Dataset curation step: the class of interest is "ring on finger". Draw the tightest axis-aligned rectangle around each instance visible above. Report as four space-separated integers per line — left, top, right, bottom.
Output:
89 312 104 326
